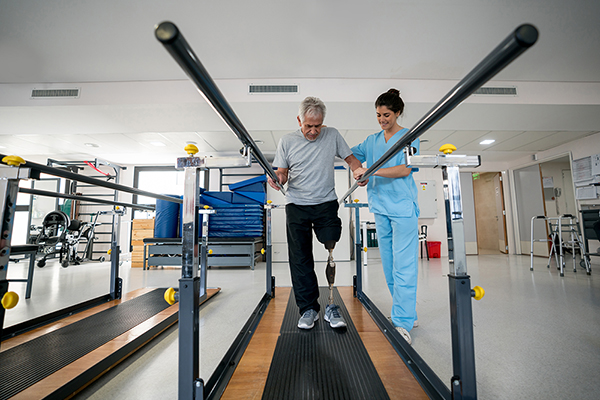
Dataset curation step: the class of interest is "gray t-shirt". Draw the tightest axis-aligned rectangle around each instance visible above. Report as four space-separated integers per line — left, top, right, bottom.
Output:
273 127 353 205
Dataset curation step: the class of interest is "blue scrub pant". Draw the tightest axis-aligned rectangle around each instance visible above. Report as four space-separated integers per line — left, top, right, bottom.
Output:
374 212 418 331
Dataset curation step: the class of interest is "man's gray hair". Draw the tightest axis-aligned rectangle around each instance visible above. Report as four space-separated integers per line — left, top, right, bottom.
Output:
298 97 326 123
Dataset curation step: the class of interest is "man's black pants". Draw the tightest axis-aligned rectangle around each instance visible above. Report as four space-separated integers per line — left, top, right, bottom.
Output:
286 200 341 315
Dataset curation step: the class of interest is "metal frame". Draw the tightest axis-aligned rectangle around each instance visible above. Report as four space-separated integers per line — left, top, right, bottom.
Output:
47 158 127 263
174 152 276 400
345 152 481 400
533 214 592 276
155 21 538 400
0 157 181 347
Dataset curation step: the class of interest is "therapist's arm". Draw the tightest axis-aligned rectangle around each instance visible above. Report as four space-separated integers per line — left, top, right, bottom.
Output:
374 165 412 178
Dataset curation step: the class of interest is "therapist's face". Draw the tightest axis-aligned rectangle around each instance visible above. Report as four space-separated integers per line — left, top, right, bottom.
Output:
376 106 400 131
297 114 324 141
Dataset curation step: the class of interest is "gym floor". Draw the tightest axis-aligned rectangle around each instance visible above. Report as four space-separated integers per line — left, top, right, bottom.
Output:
4 250 600 400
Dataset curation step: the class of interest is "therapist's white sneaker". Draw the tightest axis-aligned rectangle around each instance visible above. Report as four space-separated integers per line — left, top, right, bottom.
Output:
395 326 412 345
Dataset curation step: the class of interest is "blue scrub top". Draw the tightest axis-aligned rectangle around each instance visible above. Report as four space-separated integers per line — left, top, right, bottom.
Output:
352 128 420 218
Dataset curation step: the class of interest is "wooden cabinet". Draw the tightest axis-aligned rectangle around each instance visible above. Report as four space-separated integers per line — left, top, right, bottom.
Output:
131 219 154 268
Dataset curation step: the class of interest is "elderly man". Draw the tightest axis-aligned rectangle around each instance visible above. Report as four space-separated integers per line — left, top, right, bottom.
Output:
268 97 363 330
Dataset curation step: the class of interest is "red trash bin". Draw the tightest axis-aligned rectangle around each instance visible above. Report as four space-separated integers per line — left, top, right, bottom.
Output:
427 241 441 258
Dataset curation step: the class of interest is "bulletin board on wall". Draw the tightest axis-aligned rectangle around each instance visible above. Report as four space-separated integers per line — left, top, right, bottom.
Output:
417 180 437 218
573 154 600 200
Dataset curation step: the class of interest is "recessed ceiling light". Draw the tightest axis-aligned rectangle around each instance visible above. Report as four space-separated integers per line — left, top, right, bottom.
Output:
150 141 166 147
84 143 99 148
254 140 264 144
480 139 495 145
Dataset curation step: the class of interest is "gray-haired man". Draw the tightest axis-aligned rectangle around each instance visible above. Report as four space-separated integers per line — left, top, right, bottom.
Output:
268 97 363 330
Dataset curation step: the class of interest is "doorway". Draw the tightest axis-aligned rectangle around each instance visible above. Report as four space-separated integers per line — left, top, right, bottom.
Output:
473 172 508 255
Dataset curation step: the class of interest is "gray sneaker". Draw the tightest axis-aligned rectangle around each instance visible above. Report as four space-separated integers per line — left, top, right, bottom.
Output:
324 304 347 328
298 309 319 329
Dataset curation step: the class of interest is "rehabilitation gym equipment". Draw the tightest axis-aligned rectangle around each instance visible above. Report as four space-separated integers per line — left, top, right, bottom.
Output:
580 207 600 266
155 20 537 399
0 154 223 399
530 214 592 276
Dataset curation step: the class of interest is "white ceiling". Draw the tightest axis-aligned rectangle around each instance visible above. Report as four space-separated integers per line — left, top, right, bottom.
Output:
1 0 599 167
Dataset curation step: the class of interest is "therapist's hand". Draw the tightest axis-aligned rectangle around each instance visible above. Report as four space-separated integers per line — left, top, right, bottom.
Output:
353 167 369 186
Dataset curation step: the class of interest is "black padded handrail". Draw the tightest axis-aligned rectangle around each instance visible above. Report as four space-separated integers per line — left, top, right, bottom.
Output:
19 188 155 211
155 22 284 192
0 154 182 204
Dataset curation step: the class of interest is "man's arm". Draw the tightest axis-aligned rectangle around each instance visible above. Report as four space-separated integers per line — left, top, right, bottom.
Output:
267 168 288 191
344 154 363 173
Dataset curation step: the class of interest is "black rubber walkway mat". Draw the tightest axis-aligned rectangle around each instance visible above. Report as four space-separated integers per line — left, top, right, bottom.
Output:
262 287 389 400
0 289 170 399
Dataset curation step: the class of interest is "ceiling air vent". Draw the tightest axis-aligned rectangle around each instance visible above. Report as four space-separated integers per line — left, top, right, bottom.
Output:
31 88 80 99
249 84 298 94
473 87 517 96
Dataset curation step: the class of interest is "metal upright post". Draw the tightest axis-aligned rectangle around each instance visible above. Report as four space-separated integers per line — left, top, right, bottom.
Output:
198 207 212 303
265 202 275 297
442 165 477 400
108 207 125 300
176 146 216 400
344 202 368 297
179 157 202 400
1 162 31 347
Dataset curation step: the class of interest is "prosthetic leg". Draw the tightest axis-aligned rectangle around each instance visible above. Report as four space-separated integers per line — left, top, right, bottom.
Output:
323 239 345 328
325 240 336 305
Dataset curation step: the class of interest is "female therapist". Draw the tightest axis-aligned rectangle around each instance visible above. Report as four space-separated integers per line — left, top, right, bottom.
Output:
352 88 420 345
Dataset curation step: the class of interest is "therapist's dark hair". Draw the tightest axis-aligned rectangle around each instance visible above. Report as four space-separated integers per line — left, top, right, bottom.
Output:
375 88 404 116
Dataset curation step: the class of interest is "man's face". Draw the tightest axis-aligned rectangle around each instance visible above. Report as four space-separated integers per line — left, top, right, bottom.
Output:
297 114 323 141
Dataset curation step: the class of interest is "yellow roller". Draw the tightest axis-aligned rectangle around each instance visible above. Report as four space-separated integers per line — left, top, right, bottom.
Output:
184 144 199 156
203 205 211 209
1 291 19 309
2 155 25 167
364 247 368 253
472 285 485 300
164 287 177 305
208 249 213 255
261 248 265 255
439 144 457 154
267 200 272 204
354 199 359 203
